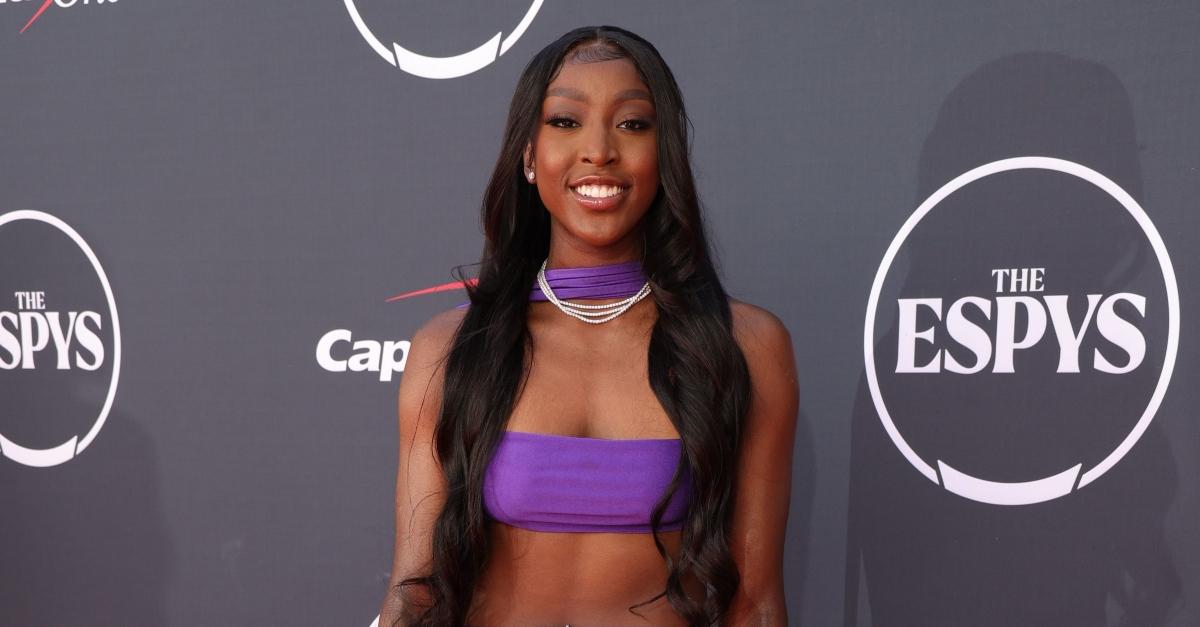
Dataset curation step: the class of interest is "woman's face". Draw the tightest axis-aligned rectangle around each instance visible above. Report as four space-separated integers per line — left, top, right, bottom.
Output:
526 57 659 261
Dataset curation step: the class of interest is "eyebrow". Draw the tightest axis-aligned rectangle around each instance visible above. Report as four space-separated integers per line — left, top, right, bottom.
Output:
545 86 653 103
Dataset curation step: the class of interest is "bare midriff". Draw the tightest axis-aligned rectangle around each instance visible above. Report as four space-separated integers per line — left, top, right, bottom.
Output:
467 522 703 625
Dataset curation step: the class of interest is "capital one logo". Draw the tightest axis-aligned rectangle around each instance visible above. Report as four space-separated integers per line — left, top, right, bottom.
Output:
864 157 1179 505
0 210 121 467
343 0 543 79
316 329 409 382
316 277 470 382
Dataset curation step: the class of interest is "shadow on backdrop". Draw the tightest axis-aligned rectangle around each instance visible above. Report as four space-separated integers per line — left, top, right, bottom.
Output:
842 52 1181 627
0 392 173 626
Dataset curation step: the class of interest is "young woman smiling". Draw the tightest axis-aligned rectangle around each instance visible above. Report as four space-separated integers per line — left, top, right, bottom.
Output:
378 26 798 626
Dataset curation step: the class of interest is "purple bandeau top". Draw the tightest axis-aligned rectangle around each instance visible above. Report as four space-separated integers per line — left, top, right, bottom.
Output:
483 430 691 533
471 260 689 533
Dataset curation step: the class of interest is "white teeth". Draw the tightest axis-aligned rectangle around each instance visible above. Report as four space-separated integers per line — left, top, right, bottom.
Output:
573 184 625 198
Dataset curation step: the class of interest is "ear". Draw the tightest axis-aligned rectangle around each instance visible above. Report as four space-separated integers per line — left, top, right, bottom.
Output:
523 142 534 171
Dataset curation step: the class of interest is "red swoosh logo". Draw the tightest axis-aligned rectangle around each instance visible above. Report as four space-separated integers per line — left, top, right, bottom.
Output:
385 278 477 303
20 0 54 34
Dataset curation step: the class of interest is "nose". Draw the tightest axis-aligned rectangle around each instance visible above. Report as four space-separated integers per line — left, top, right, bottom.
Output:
579 124 619 166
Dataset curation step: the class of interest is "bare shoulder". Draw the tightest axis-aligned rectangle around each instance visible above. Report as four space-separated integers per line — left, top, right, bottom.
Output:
397 307 468 436
728 299 799 431
407 306 468 371
729 298 795 370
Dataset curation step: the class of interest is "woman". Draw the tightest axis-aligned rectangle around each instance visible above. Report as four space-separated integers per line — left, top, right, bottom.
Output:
378 25 798 626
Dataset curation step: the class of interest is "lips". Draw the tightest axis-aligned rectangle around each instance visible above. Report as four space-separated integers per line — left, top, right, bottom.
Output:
568 175 630 211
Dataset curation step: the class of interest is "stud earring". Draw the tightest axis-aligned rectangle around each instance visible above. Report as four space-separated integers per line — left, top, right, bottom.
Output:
527 171 535 181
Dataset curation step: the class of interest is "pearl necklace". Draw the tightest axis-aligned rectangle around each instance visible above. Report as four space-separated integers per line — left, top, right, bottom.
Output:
536 258 652 324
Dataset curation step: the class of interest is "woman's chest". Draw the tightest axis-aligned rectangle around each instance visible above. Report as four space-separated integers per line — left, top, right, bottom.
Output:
507 330 677 439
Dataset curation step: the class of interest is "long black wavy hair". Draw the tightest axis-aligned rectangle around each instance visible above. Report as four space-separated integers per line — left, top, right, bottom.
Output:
394 25 752 626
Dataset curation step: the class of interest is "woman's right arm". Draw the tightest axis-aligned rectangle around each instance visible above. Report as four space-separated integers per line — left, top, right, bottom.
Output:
378 309 464 626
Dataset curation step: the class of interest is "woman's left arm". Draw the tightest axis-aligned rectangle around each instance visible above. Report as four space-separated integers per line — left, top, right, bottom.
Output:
726 302 800 626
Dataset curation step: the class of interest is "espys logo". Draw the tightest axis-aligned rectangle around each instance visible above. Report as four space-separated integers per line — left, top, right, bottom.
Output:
0 210 121 467
864 157 1178 506
343 0 543 78
4 0 118 34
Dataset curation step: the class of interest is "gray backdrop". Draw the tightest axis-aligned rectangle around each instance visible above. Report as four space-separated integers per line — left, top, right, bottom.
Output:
2 1 1197 625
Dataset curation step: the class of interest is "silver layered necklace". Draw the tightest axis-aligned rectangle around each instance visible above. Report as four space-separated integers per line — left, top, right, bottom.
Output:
536 258 652 324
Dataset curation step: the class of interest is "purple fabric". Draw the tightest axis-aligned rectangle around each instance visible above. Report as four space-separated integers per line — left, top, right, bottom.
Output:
454 260 648 309
483 431 692 533
529 259 647 301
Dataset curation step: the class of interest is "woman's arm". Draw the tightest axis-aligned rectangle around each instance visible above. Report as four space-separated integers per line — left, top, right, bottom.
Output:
378 309 463 626
726 302 800 626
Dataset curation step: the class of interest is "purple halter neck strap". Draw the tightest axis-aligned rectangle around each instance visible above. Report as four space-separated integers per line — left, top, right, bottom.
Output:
529 259 648 302
453 260 647 309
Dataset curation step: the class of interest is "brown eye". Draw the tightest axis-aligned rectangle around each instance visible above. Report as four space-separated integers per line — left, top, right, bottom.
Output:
619 118 653 131
547 116 578 128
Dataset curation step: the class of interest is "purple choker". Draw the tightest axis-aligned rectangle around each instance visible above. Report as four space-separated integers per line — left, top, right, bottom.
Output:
529 260 648 302
452 260 649 310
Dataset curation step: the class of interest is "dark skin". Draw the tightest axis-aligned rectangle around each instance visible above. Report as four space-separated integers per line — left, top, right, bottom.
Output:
379 58 798 626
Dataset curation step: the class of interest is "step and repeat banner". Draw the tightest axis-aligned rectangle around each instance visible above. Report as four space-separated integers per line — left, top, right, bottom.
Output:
3 1 1198 625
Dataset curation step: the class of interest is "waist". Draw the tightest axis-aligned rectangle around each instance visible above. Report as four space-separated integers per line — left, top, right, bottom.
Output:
472 523 694 625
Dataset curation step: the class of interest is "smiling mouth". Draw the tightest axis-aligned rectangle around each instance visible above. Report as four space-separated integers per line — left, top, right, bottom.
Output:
569 184 629 210
571 183 626 198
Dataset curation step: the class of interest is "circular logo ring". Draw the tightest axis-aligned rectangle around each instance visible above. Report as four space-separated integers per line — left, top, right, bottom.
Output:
343 0 543 79
864 156 1179 505
0 210 121 467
